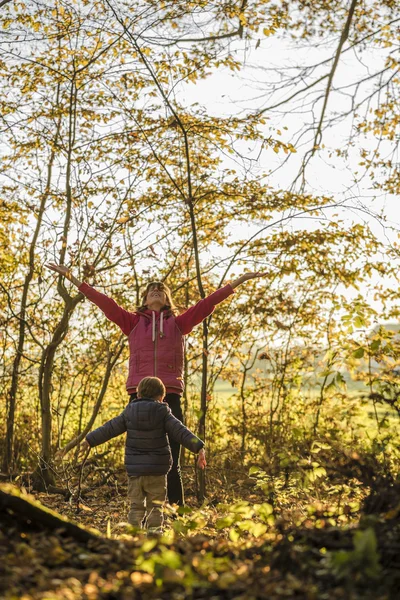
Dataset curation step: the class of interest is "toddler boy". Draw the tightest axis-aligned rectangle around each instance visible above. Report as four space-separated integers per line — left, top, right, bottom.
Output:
84 376 206 531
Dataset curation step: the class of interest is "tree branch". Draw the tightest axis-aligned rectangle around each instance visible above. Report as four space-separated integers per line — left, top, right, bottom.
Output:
294 0 359 189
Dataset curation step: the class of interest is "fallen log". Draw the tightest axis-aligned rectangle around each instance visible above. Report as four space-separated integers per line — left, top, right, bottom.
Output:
0 483 100 543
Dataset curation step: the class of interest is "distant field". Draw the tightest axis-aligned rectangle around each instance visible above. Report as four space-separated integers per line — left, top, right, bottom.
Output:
185 377 399 437
192 377 369 402
213 379 237 402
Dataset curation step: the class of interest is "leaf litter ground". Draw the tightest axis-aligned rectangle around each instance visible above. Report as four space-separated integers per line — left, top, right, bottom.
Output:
1 468 399 600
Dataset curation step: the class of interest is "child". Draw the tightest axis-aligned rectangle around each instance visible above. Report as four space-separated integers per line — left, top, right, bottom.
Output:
83 376 206 532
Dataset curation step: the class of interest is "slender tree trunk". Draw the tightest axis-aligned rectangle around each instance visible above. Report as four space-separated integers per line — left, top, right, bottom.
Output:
110 24 211 496
61 339 124 454
4 88 62 472
38 298 81 484
109 25 209 496
240 367 248 460
181 265 191 468
36 76 79 484
198 319 208 500
240 343 259 460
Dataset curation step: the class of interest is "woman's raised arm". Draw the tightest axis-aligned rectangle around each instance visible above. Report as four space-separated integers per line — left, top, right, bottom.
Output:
46 263 83 288
175 272 267 335
45 263 138 336
229 272 267 289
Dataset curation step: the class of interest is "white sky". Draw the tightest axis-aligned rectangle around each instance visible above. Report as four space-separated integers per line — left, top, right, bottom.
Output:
155 32 399 319
176 36 398 230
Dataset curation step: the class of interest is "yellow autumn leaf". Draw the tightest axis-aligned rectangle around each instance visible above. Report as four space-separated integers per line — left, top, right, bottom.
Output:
239 13 247 26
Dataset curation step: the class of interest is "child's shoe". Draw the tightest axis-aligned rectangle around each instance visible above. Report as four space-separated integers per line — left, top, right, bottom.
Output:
147 526 163 537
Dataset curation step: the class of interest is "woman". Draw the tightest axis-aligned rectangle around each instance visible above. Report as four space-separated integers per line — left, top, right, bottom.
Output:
46 263 265 504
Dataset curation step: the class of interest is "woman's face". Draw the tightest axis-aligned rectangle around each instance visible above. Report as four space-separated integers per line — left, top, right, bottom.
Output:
145 283 167 308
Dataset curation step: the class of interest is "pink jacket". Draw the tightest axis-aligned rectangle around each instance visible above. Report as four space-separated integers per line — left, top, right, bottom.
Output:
79 282 234 394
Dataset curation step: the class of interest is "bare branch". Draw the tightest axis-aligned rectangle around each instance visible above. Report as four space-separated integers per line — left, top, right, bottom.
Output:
294 0 359 188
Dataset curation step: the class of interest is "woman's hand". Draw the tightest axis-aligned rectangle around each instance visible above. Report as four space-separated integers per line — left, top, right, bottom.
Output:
46 263 70 277
46 263 82 287
197 448 207 469
230 272 267 289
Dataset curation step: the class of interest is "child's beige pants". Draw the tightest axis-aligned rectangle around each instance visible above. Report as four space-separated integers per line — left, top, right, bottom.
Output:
127 475 167 529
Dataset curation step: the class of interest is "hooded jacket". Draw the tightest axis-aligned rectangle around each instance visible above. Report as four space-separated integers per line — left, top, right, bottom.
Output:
86 397 204 476
79 282 234 394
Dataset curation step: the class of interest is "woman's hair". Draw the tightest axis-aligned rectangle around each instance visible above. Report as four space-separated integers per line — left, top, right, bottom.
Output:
137 281 179 315
137 377 166 400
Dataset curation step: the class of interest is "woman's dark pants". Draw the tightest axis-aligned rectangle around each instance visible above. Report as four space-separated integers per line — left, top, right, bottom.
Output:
129 392 184 505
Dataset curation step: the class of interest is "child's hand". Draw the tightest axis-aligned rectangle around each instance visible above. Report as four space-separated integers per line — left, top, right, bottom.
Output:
55 448 66 461
79 439 91 458
197 448 206 469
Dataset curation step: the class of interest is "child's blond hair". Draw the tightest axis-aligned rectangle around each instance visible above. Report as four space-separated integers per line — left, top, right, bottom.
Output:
137 377 166 400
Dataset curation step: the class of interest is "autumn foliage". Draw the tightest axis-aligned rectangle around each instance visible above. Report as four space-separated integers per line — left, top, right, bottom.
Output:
1 0 400 598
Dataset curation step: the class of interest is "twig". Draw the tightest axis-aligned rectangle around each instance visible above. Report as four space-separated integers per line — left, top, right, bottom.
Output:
294 0 359 189
75 446 91 514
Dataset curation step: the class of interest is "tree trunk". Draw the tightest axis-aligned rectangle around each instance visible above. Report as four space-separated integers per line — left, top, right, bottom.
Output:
4 90 62 472
61 339 124 455
35 75 79 485
198 319 208 501
38 296 82 485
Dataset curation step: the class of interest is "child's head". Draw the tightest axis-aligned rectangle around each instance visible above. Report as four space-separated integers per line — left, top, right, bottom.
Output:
137 377 166 402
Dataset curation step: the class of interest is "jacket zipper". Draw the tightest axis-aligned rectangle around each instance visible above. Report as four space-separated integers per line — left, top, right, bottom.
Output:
154 321 158 376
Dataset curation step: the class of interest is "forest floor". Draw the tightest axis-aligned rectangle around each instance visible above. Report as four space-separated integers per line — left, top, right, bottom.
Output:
1 464 399 600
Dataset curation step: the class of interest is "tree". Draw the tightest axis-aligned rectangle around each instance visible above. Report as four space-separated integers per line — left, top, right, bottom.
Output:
0 0 398 494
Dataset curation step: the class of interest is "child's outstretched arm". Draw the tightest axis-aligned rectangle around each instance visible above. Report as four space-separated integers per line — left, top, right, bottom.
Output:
86 413 127 448
164 408 205 467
